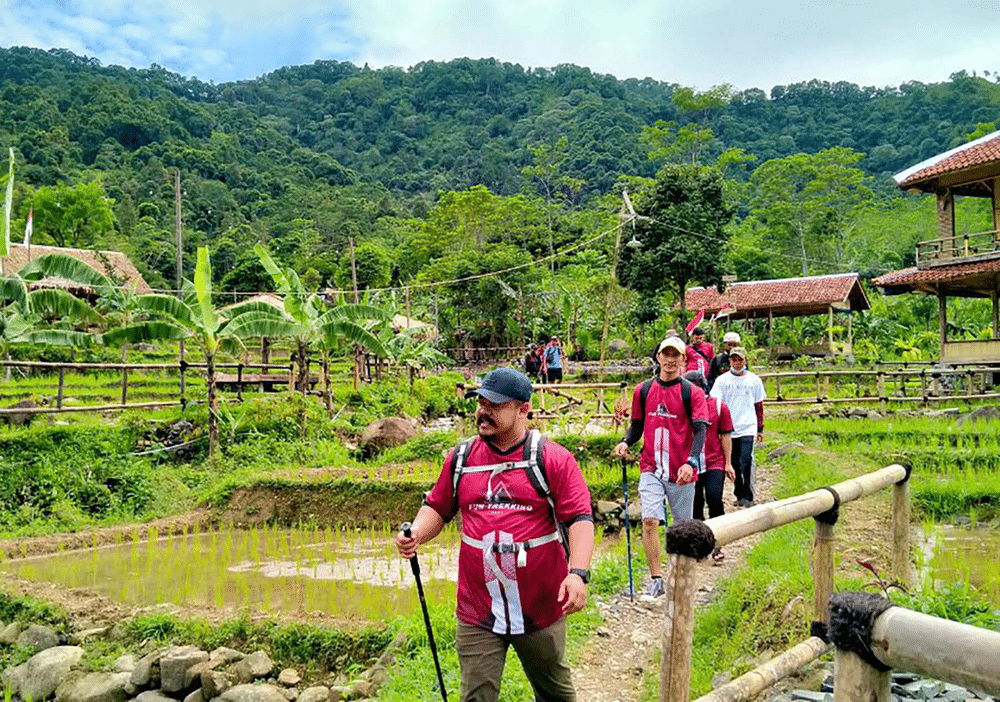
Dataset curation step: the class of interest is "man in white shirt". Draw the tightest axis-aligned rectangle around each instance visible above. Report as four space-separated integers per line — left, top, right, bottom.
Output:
709 347 765 507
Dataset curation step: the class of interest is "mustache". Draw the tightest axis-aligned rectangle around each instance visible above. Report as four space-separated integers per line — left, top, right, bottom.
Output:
477 415 496 427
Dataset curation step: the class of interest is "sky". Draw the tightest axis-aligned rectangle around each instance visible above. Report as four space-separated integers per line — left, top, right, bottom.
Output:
3 0 1000 91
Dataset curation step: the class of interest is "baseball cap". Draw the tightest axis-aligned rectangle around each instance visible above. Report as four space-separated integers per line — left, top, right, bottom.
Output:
729 346 748 359
723 331 741 344
657 337 687 356
468 367 533 404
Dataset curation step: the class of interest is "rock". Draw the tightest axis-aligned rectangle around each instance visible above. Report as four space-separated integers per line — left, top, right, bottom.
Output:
183 689 204 702
113 655 136 673
160 645 209 694
363 665 388 687
68 628 110 646
596 627 611 638
17 624 60 652
373 631 408 668
626 502 642 522
210 647 245 666
328 686 351 702
278 668 301 686
359 417 419 455
3 645 84 702
232 651 274 683
595 500 621 517
866 410 882 420
768 442 804 459
0 621 22 644
350 680 374 698
133 692 175 702
54 671 130 702
297 687 329 702
201 670 233 698
218 684 290 702
4 398 40 426
129 650 162 689
789 692 830 701
957 405 1000 426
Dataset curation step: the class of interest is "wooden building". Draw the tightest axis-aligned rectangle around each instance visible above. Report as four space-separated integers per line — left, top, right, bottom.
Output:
872 130 1000 365
686 273 870 357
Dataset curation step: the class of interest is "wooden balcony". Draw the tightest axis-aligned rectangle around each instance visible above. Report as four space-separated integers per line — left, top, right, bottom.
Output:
916 229 1000 269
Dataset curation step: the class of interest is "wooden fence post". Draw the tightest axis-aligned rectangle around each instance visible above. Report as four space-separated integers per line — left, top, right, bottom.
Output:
659 521 715 702
236 363 244 403
877 372 886 413
121 367 128 406
829 593 892 702
812 506 837 638
892 465 912 587
57 367 65 410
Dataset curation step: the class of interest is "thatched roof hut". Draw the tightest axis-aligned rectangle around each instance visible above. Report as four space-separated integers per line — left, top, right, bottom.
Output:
0 243 152 295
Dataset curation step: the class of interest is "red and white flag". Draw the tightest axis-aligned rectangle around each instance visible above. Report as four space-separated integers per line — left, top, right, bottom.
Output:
710 304 736 321
23 209 32 247
685 308 705 334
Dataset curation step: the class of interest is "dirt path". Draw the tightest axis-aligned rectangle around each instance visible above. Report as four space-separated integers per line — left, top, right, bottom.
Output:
572 464 778 702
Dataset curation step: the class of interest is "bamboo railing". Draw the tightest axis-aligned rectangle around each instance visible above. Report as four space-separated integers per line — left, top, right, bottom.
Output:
828 592 1000 700
658 463 912 702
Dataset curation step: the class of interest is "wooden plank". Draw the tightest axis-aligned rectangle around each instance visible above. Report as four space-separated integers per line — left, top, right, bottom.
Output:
694 638 830 702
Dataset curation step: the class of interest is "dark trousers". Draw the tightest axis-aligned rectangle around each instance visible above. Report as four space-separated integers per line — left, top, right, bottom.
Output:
694 469 726 520
731 436 756 502
456 618 575 702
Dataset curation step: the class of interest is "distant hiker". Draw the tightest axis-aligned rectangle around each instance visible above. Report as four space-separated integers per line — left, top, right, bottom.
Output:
524 343 542 379
395 368 594 702
544 336 564 383
612 337 708 597
684 371 735 562
685 326 715 375
707 330 741 391
710 347 765 507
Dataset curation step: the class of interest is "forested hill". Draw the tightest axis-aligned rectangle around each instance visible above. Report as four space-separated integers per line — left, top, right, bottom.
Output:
2 45 1000 296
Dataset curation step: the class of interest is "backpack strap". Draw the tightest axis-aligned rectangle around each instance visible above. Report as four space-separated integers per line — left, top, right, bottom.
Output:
449 436 477 515
692 344 710 362
679 376 693 425
521 429 570 557
638 377 655 417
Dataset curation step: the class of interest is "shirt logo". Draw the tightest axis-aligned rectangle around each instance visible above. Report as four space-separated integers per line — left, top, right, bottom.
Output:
489 483 513 504
650 403 677 419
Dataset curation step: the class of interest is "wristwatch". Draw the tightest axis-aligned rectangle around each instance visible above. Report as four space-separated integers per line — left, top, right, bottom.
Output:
569 568 590 584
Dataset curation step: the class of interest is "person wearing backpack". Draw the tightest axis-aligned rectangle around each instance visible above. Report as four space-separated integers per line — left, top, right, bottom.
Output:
707 331 741 391
684 370 735 562
395 367 594 702
612 337 708 597
685 327 715 375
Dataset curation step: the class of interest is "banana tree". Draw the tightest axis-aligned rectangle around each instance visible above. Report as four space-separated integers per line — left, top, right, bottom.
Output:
381 326 451 388
222 244 389 409
104 247 238 455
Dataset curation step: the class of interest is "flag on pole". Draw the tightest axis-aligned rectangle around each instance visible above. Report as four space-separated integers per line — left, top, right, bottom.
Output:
710 304 736 321
23 209 32 247
2 147 12 258
685 308 706 334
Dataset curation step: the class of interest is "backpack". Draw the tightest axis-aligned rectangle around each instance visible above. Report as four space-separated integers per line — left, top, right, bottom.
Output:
448 429 569 556
638 376 694 425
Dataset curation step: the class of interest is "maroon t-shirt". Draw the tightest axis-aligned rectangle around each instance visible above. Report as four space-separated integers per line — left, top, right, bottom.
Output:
685 341 716 374
702 397 734 471
425 436 592 634
630 377 709 480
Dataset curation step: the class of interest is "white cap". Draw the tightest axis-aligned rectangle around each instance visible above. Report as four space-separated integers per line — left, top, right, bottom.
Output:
723 331 741 344
657 337 687 356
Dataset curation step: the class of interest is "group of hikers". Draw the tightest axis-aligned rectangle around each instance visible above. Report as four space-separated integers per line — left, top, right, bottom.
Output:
394 327 766 702
523 335 565 384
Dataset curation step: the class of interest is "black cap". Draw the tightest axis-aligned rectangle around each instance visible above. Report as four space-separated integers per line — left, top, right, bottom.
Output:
692 327 705 336
468 368 533 404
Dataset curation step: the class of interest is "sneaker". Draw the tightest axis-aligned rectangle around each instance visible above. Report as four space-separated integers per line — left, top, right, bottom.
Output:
644 577 665 597
711 548 725 564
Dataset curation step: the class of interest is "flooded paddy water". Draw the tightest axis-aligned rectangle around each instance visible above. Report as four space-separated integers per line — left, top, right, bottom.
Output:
919 522 1000 605
1 524 459 622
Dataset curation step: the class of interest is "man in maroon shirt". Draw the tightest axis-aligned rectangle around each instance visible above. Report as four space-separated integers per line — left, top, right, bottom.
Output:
395 367 594 702
613 337 708 597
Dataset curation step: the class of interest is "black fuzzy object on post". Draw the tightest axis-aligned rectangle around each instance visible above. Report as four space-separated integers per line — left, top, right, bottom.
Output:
828 592 895 672
665 520 716 560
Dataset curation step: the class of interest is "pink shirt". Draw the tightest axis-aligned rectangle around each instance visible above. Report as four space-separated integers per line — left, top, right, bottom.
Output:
685 341 716 375
630 377 708 480
425 437 592 633
702 397 734 471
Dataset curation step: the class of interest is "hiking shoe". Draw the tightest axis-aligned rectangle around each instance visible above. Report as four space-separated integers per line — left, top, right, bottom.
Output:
644 577 665 597
711 548 725 564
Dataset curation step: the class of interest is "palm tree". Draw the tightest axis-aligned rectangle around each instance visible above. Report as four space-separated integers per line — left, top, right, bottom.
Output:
222 245 389 411
104 247 238 455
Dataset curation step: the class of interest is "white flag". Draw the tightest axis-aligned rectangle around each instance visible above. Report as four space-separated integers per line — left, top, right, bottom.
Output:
2 147 12 258
23 208 32 247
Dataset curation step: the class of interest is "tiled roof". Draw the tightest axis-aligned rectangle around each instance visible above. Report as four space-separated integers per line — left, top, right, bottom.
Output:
872 259 1000 289
896 130 1000 188
686 273 869 317
0 243 151 294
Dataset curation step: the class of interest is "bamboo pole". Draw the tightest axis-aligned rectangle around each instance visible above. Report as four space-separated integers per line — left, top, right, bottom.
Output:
834 649 889 702
659 552 699 702
0 401 181 416
813 519 835 630
121 367 128 406
891 477 911 587
693 638 830 702
871 607 1000 696
706 465 907 547
56 368 64 410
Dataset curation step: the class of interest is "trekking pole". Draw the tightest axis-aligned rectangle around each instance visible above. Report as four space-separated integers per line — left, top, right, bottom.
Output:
620 458 635 601
401 522 448 702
